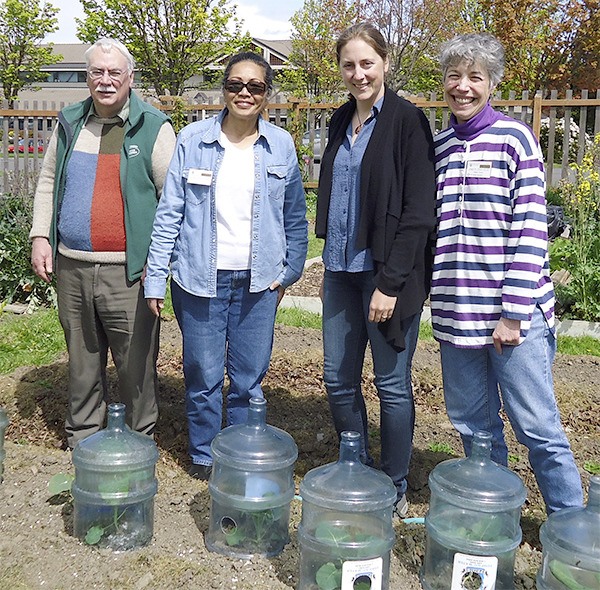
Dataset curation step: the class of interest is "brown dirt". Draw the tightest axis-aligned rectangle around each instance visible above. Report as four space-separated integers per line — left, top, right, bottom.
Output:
0 266 598 590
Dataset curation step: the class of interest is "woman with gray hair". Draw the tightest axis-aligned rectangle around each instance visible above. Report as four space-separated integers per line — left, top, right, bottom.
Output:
430 32 583 513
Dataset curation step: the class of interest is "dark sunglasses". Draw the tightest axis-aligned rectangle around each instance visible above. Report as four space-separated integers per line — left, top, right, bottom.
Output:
224 79 268 96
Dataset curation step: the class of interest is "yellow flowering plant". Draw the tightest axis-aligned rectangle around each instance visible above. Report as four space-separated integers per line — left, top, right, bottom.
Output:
550 134 600 321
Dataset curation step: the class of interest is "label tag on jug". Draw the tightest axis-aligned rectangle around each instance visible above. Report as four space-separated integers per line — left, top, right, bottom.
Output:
341 557 383 590
451 552 498 590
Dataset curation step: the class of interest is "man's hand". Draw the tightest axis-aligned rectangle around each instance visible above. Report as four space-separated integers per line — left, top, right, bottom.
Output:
31 237 53 283
492 317 521 354
369 288 397 323
147 298 164 317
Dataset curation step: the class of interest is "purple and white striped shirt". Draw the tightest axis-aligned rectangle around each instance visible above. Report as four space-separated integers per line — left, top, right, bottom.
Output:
430 103 555 348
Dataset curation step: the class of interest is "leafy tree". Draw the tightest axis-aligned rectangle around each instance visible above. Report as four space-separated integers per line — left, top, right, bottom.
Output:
362 0 465 94
0 0 61 107
474 0 599 93
554 0 600 92
76 0 249 97
283 0 360 102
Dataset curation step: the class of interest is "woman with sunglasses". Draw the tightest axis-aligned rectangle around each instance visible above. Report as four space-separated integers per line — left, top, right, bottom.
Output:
315 23 436 519
144 52 308 479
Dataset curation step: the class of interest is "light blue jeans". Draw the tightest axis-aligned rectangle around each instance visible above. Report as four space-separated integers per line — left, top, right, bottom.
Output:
322 270 421 500
439 305 583 513
171 271 279 466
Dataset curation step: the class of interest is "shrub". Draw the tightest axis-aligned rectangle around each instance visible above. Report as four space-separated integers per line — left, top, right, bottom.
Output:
550 134 600 321
539 117 591 165
0 172 56 310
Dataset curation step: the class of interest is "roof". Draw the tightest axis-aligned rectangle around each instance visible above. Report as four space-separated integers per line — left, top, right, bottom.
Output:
42 38 292 71
46 43 91 69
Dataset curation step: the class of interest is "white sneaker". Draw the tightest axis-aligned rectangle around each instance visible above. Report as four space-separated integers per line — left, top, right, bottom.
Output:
393 494 409 521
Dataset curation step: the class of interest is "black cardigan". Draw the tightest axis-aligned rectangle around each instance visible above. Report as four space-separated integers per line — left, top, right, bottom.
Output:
315 87 436 350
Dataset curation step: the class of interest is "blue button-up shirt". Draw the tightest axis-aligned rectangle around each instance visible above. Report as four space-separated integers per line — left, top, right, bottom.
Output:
323 98 383 272
144 110 308 298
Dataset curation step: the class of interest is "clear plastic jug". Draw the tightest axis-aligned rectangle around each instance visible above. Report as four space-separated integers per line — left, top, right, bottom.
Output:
537 475 600 590
421 430 527 590
297 431 397 590
206 397 298 558
0 407 8 483
71 403 159 551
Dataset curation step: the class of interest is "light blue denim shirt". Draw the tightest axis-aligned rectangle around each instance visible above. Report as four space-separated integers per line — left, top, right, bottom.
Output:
144 110 308 299
322 98 382 272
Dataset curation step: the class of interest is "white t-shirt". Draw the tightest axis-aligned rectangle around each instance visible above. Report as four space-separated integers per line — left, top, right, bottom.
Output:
215 133 255 270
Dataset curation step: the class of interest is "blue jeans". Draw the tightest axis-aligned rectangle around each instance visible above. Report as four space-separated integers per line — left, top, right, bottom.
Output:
322 270 421 499
439 305 583 513
171 271 278 466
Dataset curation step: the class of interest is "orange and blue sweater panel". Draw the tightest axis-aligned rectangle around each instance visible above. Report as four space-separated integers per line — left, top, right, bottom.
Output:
58 120 127 252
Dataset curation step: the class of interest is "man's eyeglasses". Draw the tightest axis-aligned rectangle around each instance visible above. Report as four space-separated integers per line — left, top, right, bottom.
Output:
88 68 128 81
223 80 268 96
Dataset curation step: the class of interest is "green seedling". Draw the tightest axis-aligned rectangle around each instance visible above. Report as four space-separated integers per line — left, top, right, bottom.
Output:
428 442 456 455
48 472 74 496
48 472 134 546
312 522 388 589
315 562 342 590
223 505 287 552
549 559 600 590
583 461 600 475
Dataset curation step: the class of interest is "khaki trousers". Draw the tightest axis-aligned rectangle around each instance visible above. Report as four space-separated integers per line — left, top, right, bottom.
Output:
57 254 159 448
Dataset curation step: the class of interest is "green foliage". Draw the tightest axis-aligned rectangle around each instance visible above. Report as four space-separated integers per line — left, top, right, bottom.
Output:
583 461 600 475
48 472 74 495
549 559 600 590
221 506 287 553
428 441 455 455
276 307 322 330
557 335 600 357
0 177 56 309
0 307 65 374
305 191 318 220
363 0 465 94
539 119 590 165
315 562 342 590
0 0 61 106
307 234 324 260
312 521 387 589
76 0 247 97
285 0 358 101
167 96 188 133
550 135 600 321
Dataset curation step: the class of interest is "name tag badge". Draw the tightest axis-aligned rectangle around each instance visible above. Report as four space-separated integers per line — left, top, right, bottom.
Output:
187 168 213 186
466 161 493 178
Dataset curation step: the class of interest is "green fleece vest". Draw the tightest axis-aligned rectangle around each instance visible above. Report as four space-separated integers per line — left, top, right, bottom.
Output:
51 92 171 281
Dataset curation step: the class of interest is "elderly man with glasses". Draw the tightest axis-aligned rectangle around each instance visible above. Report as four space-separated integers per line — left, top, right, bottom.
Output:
30 38 176 449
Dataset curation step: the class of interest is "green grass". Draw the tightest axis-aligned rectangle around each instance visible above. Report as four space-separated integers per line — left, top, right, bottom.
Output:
584 460 600 475
557 334 600 356
276 306 322 329
1 292 599 376
307 233 324 260
418 320 434 341
0 308 65 374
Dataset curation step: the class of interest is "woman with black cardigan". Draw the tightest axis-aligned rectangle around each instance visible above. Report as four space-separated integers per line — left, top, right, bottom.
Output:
315 22 436 519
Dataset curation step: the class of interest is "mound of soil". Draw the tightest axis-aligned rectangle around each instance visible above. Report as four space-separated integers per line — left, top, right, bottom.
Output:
0 267 598 589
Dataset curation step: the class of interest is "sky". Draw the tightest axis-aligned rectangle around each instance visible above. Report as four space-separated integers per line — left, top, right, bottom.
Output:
45 0 304 44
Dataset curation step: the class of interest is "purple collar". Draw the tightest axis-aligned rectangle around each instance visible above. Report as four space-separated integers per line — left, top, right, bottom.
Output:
450 103 503 140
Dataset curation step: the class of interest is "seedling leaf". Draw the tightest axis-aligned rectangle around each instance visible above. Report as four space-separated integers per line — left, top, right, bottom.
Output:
85 525 104 545
48 473 74 495
315 561 342 590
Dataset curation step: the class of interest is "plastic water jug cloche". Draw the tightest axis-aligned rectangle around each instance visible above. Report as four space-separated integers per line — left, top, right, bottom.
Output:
421 430 527 590
206 397 298 558
298 430 397 590
537 475 600 590
71 403 159 551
